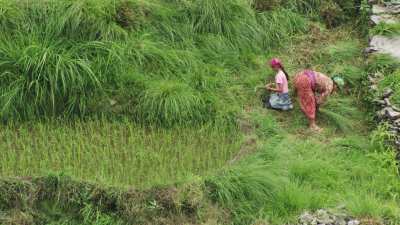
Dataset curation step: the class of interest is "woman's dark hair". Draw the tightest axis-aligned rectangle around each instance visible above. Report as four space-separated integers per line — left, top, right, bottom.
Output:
281 66 290 81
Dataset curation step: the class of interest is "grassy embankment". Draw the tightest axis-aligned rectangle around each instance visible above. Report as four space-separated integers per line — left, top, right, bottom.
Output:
1 0 400 225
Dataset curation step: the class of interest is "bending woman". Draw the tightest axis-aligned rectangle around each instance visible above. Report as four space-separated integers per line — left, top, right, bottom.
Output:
265 58 293 111
294 68 344 131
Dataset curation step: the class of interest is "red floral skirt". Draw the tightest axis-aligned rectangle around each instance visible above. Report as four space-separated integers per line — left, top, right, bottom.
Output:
294 73 316 120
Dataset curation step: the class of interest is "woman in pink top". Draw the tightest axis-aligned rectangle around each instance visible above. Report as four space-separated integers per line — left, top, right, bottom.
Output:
265 58 293 111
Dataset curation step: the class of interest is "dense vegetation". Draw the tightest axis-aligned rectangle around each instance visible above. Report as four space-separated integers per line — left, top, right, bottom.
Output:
2 0 400 225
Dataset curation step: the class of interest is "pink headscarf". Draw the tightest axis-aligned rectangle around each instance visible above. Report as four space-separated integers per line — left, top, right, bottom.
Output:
270 58 282 69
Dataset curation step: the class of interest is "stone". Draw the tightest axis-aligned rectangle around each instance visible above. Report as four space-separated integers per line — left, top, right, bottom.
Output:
394 118 400 126
373 4 400 14
368 0 377 4
368 75 378 84
385 107 400 120
384 98 392 106
382 88 394 98
371 14 398 24
299 212 315 224
385 1 400 8
377 109 386 120
109 99 117 106
348 220 360 225
316 209 334 224
364 47 378 55
370 36 400 60
371 85 378 91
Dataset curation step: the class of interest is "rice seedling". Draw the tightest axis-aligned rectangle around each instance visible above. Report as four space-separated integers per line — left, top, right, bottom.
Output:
0 120 242 188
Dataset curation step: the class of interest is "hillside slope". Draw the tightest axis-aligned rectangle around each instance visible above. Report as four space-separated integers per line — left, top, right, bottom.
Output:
1 0 400 225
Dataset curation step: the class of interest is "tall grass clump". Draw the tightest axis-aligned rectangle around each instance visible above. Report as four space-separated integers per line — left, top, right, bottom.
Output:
0 0 312 123
324 40 361 64
319 97 363 132
0 34 100 120
135 80 210 126
206 158 283 224
370 22 400 37
256 8 309 49
186 0 263 50
367 54 400 74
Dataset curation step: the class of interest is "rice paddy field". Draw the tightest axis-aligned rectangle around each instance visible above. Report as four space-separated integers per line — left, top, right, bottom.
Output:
1 0 400 225
0 121 241 188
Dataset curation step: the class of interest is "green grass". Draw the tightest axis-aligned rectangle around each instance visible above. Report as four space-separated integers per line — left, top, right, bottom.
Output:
370 22 400 37
207 106 400 224
1 0 400 225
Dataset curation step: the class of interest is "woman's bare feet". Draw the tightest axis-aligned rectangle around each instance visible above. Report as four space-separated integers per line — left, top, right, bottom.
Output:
309 120 323 132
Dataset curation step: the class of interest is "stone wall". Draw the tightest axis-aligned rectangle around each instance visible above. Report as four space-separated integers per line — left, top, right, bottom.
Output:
367 0 400 153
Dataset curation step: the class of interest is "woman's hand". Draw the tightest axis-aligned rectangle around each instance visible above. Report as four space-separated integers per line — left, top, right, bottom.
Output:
265 83 275 90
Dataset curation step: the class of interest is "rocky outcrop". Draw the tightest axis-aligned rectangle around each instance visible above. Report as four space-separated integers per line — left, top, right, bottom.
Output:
368 1 400 154
367 1 400 60
369 36 400 60
298 209 361 225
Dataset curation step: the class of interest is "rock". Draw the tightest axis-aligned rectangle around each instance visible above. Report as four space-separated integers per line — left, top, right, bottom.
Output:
371 84 378 91
385 107 400 120
368 0 377 4
370 36 400 60
377 109 386 120
394 118 400 126
109 99 117 106
384 98 392 106
299 212 316 224
348 220 360 225
373 4 400 14
297 209 361 225
364 47 378 55
382 88 394 98
316 209 334 224
371 14 398 25
384 1 400 8
368 75 378 84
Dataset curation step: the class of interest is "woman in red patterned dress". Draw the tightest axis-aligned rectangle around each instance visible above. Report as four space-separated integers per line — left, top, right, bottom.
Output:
294 68 344 131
